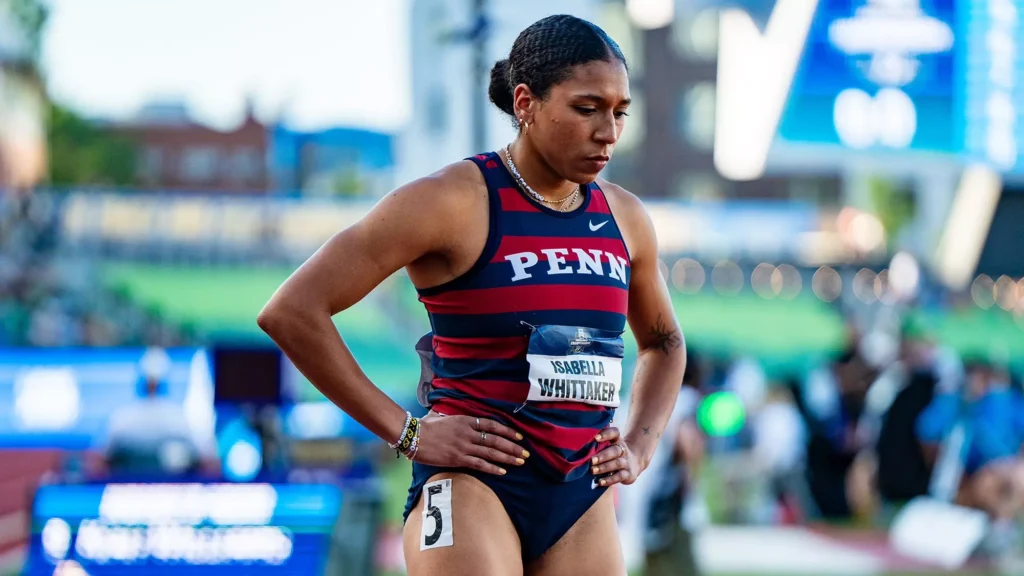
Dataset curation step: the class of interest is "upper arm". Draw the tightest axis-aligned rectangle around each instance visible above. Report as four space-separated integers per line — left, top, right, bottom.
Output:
262 165 474 317
609 187 683 355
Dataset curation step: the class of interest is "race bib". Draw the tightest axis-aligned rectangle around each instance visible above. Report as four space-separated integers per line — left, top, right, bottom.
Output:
525 325 624 408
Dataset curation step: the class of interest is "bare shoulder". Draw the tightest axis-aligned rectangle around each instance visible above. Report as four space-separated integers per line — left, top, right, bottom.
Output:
596 178 656 261
384 159 486 214
595 178 647 222
422 159 487 196
361 159 490 286
343 157 489 266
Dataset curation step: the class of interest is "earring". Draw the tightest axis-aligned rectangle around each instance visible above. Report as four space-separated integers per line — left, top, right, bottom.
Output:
522 120 530 134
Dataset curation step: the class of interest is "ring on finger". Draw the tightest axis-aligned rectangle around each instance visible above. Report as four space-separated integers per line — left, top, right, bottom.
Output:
481 431 487 442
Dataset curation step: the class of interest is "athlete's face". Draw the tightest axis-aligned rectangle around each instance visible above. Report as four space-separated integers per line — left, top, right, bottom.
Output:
523 59 631 184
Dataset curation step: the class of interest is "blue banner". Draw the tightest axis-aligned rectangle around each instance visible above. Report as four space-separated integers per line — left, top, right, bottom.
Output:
0 348 211 449
778 0 959 152
962 0 1024 173
0 347 382 449
777 0 1024 172
23 483 343 575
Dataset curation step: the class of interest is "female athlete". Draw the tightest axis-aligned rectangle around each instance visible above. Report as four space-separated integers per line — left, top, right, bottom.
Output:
258 14 686 576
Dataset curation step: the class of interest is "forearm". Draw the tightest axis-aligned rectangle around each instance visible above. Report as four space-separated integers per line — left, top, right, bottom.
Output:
258 306 407 445
622 346 687 471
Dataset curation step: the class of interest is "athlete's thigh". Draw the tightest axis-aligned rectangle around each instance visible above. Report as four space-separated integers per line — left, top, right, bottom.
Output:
526 489 625 576
403 471 524 576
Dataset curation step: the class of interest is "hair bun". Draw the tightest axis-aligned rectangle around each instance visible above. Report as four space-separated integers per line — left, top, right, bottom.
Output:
488 59 515 116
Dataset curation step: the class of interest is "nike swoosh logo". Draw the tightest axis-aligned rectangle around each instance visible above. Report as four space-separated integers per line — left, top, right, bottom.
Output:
589 220 608 232
591 478 600 490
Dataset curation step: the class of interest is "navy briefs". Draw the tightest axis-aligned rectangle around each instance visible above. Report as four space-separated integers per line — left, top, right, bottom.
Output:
403 456 610 563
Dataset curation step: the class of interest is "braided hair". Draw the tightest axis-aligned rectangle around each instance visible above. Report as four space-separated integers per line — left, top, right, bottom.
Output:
488 15 627 121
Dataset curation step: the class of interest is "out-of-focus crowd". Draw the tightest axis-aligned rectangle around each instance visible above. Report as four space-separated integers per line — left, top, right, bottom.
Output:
0 192 191 347
635 320 1024 575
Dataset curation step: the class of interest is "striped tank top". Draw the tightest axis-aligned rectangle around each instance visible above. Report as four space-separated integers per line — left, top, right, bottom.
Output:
416 151 632 482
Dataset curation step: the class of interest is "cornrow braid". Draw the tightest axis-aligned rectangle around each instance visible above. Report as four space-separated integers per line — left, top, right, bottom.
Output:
488 14 627 121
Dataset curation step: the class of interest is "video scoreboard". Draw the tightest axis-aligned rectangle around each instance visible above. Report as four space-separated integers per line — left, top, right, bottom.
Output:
777 0 1024 174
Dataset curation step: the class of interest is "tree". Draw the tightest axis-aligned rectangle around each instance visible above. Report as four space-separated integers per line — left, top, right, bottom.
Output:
5 0 139 187
6 0 48 62
47 103 137 186
868 176 916 250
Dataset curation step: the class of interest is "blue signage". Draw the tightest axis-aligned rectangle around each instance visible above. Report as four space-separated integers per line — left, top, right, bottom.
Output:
0 347 385 450
778 0 959 152
22 483 343 575
962 0 1024 173
777 0 1024 172
0 348 211 449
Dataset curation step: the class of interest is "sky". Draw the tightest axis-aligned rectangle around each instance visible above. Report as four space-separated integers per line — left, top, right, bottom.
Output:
40 0 412 132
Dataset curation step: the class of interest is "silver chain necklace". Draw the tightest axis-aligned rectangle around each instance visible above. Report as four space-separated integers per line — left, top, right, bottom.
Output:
504 145 580 212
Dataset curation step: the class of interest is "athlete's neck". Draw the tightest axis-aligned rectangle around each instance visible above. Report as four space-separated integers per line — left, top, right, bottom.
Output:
504 139 579 201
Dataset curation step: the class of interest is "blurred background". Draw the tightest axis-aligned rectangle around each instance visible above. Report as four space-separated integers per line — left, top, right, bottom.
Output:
0 0 1022 574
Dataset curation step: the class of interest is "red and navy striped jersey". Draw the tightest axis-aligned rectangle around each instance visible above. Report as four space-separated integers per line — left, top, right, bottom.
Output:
418 151 631 482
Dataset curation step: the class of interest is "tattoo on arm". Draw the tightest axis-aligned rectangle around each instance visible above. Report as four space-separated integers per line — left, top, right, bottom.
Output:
648 314 681 355
642 426 650 436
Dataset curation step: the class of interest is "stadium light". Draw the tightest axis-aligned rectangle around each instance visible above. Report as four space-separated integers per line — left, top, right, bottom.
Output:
853 268 878 304
626 0 675 30
774 263 802 299
812 266 842 302
889 251 920 301
874 270 896 305
671 258 706 293
751 262 778 299
714 0 820 181
934 165 1002 291
711 260 744 295
970 275 995 309
994 275 1018 311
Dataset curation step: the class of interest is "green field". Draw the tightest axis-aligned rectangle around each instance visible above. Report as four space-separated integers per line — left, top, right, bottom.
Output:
95 263 1019 576
103 263 422 396
102 263 1024 392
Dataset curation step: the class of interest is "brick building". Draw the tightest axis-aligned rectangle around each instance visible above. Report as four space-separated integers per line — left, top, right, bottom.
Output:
114 101 269 193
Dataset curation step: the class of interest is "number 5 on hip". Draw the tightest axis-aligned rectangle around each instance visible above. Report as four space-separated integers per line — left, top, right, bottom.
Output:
420 479 454 550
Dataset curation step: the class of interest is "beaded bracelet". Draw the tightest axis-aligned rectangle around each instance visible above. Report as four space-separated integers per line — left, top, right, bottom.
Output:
397 417 419 455
388 412 413 451
389 412 421 459
404 432 420 461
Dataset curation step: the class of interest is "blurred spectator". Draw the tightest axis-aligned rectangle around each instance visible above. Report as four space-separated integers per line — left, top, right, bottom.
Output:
874 316 958 509
751 384 810 523
642 349 707 576
794 343 880 520
725 356 768 414
103 348 219 477
251 404 290 477
918 358 1024 523
0 192 192 347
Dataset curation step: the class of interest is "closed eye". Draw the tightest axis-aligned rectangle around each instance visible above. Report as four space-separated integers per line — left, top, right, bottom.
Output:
574 106 597 115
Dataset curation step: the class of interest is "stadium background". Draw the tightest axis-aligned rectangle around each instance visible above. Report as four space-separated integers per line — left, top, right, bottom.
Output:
1 0 1024 574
